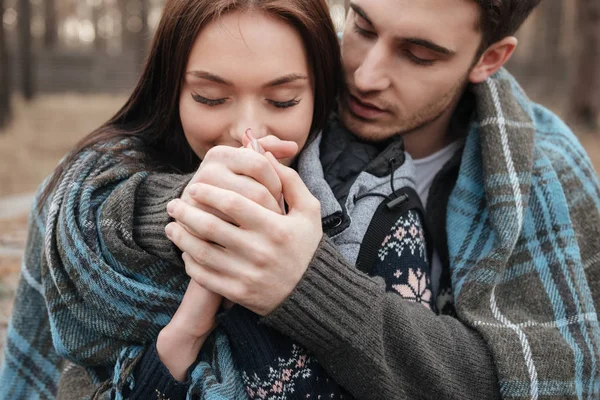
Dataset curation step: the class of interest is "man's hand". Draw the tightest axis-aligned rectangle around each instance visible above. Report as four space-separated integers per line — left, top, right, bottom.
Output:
181 136 298 219
165 153 323 316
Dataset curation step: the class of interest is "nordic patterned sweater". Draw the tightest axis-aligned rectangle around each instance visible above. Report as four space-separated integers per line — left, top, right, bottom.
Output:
2 69 600 399
218 120 434 400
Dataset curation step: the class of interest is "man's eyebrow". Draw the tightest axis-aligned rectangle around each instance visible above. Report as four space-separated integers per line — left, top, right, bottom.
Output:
404 38 455 56
264 74 308 88
186 71 233 86
349 3 454 56
350 3 374 27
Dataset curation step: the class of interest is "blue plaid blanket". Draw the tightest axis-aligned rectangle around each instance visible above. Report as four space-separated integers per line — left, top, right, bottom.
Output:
1 69 599 399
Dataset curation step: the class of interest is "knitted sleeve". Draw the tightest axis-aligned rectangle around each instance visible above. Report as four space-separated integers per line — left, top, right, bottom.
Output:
41 139 194 366
127 340 190 399
55 345 190 400
264 236 501 400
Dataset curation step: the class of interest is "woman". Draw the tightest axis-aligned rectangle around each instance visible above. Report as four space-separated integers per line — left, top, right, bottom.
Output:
0 0 342 398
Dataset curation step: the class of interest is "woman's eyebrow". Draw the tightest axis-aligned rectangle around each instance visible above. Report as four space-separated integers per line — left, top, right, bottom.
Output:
186 71 233 86
263 74 308 88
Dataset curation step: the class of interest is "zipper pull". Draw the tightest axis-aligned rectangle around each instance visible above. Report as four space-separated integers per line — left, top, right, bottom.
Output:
386 193 408 210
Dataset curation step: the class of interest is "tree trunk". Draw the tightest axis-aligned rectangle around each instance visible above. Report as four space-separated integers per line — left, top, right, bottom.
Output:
0 0 11 129
136 0 149 69
119 0 132 50
44 0 57 48
535 0 563 79
92 2 105 51
18 0 34 100
569 0 600 129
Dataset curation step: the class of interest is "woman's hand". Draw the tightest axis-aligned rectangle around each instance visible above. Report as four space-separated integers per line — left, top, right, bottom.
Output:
156 277 222 381
166 153 323 316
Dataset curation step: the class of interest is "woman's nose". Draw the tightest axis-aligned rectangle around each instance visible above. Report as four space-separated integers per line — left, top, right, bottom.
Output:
231 106 268 144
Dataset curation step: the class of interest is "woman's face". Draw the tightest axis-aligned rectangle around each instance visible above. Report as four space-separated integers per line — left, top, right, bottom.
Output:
179 10 315 165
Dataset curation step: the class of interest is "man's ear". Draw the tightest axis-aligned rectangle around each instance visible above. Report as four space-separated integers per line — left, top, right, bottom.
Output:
468 37 518 83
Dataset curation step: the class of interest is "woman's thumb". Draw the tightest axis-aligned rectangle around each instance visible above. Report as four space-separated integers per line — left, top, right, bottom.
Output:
258 136 298 160
265 152 316 212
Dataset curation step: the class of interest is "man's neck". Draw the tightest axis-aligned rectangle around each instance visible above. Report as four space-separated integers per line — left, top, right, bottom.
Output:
403 106 456 159
403 90 473 159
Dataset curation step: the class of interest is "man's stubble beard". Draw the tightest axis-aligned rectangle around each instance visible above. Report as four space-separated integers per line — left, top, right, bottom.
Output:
339 75 469 144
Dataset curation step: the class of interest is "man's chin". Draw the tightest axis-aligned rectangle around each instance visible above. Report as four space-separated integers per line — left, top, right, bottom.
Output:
338 107 399 143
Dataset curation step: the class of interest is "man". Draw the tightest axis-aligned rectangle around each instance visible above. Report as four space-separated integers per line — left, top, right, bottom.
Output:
6 0 600 399
164 0 600 398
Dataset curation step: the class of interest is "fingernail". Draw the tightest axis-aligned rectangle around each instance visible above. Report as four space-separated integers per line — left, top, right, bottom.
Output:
188 185 197 196
167 200 177 215
165 224 173 238
244 128 252 144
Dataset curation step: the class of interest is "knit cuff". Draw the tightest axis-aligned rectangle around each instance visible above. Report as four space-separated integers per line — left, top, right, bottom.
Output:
262 235 383 355
130 340 190 399
133 173 192 262
219 305 279 371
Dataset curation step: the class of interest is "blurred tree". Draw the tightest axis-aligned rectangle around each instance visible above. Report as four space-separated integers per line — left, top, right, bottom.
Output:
0 0 11 128
19 0 34 100
570 0 600 129
535 0 563 79
92 1 105 50
119 0 135 51
44 0 57 48
135 0 149 68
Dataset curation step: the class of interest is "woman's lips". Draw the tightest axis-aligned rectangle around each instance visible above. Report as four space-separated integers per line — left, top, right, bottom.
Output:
347 94 387 120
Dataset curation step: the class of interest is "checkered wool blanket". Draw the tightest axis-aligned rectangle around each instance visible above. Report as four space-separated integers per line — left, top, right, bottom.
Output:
1 69 599 399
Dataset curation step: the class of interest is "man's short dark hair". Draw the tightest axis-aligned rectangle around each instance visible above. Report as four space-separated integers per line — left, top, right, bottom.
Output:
475 0 542 51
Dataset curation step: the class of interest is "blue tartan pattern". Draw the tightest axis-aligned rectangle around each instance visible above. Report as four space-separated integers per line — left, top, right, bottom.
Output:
448 70 600 399
1 69 599 399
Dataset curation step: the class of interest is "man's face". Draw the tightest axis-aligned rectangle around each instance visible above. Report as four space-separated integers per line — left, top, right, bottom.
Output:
339 0 483 143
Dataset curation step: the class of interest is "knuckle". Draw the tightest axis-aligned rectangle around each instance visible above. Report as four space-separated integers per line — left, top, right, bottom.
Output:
254 188 274 209
246 268 264 287
197 163 218 183
228 285 244 304
174 203 186 220
208 145 227 159
193 245 210 266
169 224 182 243
184 258 195 277
236 285 251 305
307 197 321 215
248 155 269 176
221 195 242 216
202 216 217 234
252 245 271 267
271 225 289 244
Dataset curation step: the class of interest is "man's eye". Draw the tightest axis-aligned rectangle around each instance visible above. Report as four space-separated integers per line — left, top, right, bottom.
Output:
405 51 435 66
267 98 300 109
353 23 376 39
191 93 228 107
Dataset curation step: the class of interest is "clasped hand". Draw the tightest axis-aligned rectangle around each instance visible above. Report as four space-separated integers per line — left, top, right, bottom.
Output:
166 135 323 317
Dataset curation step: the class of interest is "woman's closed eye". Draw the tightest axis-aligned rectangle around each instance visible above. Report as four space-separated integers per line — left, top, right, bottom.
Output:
192 93 228 107
192 92 301 109
267 98 301 109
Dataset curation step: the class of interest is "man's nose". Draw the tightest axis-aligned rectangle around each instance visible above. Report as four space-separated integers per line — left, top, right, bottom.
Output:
354 42 391 93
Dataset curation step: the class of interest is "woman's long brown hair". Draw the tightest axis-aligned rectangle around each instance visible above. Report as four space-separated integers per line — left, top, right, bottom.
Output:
40 0 341 205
